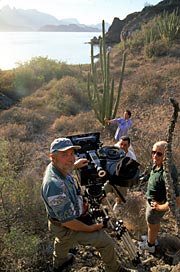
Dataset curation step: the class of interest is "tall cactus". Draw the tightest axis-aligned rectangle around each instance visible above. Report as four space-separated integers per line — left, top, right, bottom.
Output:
87 20 126 126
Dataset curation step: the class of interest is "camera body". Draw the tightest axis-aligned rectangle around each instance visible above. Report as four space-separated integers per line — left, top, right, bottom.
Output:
68 132 126 188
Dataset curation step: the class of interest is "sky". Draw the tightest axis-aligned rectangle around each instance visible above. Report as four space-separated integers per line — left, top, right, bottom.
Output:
0 0 161 24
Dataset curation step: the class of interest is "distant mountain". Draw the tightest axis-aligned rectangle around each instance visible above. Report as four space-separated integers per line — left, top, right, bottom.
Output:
0 5 103 32
57 18 80 25
0 5 60 31
91 22 110 32
39 24 100 32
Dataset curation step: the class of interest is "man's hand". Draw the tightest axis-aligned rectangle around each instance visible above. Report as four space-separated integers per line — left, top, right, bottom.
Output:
150 200 169 211
74 158 88 169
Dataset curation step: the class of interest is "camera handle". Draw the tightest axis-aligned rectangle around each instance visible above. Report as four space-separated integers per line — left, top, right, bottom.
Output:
101 198 141 266
87 150 106 178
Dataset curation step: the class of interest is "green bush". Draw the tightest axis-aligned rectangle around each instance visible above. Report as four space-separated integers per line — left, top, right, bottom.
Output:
5 228 40 258
45 76 89 115
14 57 76 97
144 39 169 58
52 111 102 135
0 106 48 135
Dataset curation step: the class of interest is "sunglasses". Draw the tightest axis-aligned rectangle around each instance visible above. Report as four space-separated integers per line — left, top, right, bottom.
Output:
151 150 163 157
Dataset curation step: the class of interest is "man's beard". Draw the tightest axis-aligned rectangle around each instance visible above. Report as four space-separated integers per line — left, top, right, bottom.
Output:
56 161 74 174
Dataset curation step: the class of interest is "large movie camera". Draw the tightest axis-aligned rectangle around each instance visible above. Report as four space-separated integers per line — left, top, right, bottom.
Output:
68 132 125 186
68 132 140 199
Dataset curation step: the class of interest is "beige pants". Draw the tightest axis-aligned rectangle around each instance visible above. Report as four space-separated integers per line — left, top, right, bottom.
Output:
48 220 121 272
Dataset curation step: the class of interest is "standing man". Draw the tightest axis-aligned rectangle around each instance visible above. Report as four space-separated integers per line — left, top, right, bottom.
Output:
104 110 132 142
138 140 180 253
41 137 136 272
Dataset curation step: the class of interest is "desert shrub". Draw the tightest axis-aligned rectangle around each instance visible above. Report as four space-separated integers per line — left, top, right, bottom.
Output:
123 30 145 54
14 67 43 97
14 57 76 97
21 91 47 110
0 123 28 141
52 111 102 136
5 139 36 172
5 228 40 258
4 138 46 225
0 139 22 233
0 137 48 232
44 76 89 115
0 137 47 259
144 39 169 58
0 106 49 135
0 70 19 100
0 227 41 272
13 173 47 231
21 76 90 116
142 17 161 45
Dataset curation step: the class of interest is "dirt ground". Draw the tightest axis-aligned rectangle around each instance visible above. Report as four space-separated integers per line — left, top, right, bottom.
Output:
68 190 180 272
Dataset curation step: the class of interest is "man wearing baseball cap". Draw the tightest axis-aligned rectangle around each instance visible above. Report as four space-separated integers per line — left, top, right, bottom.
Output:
41 137 137 272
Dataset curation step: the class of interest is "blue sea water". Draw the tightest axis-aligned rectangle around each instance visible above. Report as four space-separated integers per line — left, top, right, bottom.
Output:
0 32 100 70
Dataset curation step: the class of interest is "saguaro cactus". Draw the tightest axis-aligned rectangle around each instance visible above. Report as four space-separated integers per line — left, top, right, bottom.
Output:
87 20 126 126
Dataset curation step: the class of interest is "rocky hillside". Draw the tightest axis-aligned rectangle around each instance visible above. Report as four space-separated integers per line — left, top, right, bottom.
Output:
105 0 180 43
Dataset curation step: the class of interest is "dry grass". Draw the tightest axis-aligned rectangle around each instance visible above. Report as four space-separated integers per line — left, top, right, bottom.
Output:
0 38 180 272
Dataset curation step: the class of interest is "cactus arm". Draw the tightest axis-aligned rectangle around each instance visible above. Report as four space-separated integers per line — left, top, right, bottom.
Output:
112 51 126 118
108 79 115 119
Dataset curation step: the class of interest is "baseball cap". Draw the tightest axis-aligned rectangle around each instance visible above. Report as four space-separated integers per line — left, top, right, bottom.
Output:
50 138 81 153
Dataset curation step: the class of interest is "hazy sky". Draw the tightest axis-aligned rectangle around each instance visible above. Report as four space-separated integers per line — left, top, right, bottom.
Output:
0 0 161 24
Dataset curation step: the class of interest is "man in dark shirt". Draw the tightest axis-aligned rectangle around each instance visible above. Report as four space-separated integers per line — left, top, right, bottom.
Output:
138 140 180 253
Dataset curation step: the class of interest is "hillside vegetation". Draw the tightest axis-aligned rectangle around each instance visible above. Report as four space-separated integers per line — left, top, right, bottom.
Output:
0 10 180 271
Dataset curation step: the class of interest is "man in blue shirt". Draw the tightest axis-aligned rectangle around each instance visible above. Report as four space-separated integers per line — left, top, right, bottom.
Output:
41 137 137 272
104 110 132 142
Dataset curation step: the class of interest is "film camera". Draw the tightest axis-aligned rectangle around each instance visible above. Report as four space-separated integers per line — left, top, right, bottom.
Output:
68 132 140 198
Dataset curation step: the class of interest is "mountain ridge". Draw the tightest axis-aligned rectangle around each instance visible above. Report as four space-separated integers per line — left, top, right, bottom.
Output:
0 5 106 32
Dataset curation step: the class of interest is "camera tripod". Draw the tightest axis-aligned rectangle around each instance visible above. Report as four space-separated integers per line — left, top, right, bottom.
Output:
84 187 141 266
101 197 141 266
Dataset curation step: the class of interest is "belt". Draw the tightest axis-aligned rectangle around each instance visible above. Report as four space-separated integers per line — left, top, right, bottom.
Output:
48 215 62 226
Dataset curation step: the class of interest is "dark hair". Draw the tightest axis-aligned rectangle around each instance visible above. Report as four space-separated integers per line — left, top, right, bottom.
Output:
125 110 131 117
120 136 130 145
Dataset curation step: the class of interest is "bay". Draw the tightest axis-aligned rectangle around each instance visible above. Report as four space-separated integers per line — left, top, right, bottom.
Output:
0 32 100 70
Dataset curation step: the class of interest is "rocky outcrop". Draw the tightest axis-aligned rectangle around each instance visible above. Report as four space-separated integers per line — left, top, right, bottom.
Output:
0 92 14 110
105 0 180 44
105 17 123 43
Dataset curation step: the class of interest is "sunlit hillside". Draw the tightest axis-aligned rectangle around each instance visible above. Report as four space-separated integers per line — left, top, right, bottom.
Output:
0 10 180 271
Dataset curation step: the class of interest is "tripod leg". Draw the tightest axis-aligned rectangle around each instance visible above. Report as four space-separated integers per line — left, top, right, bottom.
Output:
101 198 141 265
104 196 118 220
111 184 126 203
